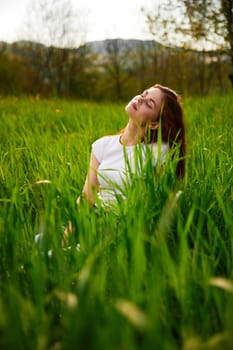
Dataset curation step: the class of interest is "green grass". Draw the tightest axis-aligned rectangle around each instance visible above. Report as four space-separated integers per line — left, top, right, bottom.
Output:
0 94 232 350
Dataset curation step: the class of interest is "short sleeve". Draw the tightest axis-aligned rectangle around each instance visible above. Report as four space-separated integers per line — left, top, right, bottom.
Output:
161 143 168 164
151 143 168 167
92 136 106 163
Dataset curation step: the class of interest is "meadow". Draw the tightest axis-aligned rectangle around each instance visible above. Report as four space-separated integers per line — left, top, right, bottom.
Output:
0 94 232 350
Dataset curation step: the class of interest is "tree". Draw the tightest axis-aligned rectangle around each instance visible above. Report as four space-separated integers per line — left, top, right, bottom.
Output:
0 53 22 95
20 0 89 96
68 44 100 99
144 0 233 88
100 39 134 100
130 41 160 92
182 0 233 87
21 0 87 48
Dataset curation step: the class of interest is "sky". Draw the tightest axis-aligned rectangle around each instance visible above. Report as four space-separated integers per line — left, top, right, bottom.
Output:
0 0 157 46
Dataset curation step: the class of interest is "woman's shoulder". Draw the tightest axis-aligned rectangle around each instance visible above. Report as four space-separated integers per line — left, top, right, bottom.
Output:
92 134 120 162
93 134 119 146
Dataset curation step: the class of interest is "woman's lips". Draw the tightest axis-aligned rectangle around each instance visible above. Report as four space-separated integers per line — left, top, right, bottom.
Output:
132 101 137 110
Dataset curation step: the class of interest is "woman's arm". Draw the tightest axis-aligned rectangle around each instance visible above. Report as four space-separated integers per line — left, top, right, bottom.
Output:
63 152 100 245
76 151 100 207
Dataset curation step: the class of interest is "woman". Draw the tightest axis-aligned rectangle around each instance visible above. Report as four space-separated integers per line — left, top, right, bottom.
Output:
76 84 186 209
37 84 186 252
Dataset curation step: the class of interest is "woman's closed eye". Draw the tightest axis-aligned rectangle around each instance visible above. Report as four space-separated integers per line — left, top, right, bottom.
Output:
140 91 155 109
146 101 153 109
141 96 154 109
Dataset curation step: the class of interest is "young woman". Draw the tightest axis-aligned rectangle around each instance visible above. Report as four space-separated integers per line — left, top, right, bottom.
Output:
36 84 186 251
77 84 186 209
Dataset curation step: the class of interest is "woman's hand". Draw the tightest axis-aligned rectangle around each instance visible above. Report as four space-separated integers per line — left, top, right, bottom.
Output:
61 152 100 247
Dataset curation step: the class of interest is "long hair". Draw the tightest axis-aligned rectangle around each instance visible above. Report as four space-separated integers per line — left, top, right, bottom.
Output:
147 84 186 179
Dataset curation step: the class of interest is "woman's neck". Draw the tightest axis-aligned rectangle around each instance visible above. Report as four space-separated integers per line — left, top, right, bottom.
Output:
120 120 145 146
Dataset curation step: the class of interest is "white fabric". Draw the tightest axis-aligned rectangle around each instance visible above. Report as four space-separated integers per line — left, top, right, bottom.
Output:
92 135 168 205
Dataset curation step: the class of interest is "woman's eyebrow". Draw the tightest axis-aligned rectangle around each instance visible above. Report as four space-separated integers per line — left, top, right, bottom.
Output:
146 90 157 105
149 97 157 106
142 90 157 106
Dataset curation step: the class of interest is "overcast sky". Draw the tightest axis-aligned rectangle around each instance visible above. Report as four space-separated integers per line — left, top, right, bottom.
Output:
0 0 157 45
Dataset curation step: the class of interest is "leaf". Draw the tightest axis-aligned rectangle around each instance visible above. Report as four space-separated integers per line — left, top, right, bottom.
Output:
208 277 233 293
35 180 52 184
114 298 148 332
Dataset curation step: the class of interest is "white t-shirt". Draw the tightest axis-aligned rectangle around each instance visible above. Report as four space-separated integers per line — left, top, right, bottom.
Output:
92 134 168 205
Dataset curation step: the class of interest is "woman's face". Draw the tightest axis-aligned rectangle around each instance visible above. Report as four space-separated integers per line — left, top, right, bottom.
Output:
125 87 163 128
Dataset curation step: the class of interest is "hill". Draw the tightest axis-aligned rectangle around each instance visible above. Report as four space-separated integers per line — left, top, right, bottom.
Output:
0 38 162 59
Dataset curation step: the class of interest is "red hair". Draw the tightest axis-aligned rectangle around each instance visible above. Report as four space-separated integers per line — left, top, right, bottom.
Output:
148 84 186 179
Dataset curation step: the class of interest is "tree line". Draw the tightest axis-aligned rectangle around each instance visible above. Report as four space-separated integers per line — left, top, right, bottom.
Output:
0 0 232 100
0 39 231 99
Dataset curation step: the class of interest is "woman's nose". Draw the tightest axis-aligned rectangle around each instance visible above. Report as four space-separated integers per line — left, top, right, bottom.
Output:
137 96 143 104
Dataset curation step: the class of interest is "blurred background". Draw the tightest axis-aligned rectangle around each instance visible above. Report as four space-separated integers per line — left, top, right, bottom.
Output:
0 0 232 100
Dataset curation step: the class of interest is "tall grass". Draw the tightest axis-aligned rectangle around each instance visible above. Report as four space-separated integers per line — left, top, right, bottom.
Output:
0 94 232 349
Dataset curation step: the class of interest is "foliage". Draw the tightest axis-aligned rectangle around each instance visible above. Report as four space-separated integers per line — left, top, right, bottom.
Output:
144 0 232 51
144 0 233 87
0 95 232 349
0 39 232 99
0 53 23 95
21 0 86 48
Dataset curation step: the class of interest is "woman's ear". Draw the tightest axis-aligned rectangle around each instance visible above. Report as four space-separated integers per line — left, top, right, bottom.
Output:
150 121 159 130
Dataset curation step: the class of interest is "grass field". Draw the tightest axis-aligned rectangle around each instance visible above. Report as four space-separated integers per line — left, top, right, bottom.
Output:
0 94 232 350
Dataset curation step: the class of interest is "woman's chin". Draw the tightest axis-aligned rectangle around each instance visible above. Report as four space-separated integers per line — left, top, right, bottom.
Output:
125 104 131 113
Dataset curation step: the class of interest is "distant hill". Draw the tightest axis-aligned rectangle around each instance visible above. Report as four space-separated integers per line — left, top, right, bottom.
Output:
0 38 162 58
0 38 227 61
85 38 161 55
0 38 230 97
